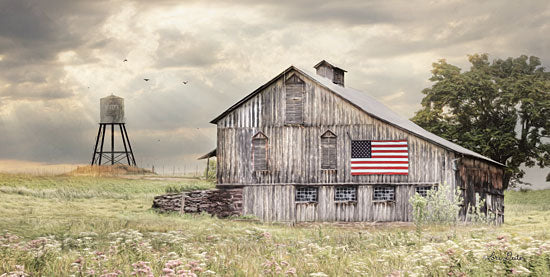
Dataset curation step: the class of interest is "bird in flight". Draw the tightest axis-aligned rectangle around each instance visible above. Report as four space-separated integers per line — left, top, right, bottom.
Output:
182 81 188 84
144 78 150 82
123 58 128 62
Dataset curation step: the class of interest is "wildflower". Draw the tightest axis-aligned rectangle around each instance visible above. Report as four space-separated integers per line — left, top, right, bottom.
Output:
167 252 178 258
162 268 174 274
100 271 122 277
262 260 274 267
175 270 197 277
165 260 183 268
285 268 297 275
130 261 153 277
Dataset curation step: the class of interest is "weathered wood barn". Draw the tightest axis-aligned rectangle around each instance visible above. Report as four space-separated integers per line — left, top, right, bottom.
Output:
208 60 508 223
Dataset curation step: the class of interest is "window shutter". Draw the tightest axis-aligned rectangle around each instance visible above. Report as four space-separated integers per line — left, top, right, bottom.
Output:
252 133 268 171
285 75 304 125
321 131 337 169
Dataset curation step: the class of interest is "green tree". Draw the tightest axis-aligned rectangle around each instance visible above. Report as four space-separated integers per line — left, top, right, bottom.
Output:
412 54 550 185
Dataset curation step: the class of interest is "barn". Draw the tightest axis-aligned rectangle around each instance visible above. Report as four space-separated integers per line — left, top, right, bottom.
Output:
208 60 507 223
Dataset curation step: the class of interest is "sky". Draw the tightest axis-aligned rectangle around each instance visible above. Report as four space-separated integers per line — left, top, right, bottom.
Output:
0 0 549 187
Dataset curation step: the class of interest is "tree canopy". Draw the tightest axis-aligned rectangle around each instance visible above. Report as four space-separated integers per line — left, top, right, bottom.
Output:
411 54 550 185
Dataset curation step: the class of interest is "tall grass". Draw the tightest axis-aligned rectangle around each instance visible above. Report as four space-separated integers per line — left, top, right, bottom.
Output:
0 173 549 276
0 173 214 200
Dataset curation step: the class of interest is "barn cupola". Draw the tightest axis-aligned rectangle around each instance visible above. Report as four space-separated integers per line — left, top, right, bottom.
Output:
314 60 347 87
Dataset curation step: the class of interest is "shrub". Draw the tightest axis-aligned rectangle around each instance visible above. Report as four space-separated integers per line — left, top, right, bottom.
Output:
465 193 494 224
410 182 463 228
206 159 216 180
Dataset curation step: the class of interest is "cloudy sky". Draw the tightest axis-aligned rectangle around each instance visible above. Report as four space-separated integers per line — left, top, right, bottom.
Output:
0 0 548 187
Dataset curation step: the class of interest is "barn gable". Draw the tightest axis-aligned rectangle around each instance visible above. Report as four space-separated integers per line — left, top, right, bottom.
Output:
214 68 460 187
211 65 502 168
209 62 506 223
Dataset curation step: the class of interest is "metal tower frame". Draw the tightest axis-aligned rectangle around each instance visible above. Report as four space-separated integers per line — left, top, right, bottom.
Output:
91 123 136 166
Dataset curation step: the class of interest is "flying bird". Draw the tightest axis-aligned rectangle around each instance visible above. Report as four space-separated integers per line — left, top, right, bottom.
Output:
182 81 188 84
144 78 150 82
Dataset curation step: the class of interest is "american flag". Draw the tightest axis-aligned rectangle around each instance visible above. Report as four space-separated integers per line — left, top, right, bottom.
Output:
350 140 409 175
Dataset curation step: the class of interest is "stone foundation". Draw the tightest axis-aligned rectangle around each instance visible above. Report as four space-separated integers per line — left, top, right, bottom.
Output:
152 188 243 218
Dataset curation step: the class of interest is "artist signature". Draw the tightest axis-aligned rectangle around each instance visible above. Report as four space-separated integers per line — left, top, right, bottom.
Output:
484 251 525 262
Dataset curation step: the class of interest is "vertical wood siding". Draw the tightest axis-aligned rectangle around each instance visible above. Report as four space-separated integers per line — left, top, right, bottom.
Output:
456 157 505 223
243 184 416 222
216 71 458 186
217 69 502 222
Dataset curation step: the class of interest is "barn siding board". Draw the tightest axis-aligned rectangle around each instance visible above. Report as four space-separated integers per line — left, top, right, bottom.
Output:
214 68 505 223
217 124 453 185
242 184 425 222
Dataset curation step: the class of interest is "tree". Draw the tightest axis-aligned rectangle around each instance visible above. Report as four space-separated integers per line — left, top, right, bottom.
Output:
412 54 550 186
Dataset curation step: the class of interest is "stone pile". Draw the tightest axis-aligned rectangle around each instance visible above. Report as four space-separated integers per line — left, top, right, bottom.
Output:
152 193 183 212
152 188 243 218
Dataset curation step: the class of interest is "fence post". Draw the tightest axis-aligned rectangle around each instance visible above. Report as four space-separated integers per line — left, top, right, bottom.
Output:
180 193 186 214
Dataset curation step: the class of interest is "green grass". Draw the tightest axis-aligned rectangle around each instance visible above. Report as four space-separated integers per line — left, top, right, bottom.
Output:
0 173 549 276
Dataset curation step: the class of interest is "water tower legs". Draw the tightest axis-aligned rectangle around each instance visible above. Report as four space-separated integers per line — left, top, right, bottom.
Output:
91 123 136 166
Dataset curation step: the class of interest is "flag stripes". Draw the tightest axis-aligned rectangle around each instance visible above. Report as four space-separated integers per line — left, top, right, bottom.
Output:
351 140 409 175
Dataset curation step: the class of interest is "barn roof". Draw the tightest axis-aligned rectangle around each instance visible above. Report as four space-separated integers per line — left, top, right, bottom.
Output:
198 149 216 160
313 60 347 72
210 66 504 167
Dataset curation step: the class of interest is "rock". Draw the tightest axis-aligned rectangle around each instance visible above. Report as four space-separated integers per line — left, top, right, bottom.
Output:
152 188 243 217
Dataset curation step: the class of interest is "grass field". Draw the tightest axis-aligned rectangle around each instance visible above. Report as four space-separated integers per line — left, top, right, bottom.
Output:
0 173 549 276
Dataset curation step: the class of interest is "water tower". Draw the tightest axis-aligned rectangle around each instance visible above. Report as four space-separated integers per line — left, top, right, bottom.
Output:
90 94 137 166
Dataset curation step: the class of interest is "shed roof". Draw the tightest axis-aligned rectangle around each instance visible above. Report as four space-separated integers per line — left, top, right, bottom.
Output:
313 60 347 72
198 149 217 160
210 65 504 167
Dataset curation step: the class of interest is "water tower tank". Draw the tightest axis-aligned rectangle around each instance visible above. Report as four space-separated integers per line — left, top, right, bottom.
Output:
100 95 125 123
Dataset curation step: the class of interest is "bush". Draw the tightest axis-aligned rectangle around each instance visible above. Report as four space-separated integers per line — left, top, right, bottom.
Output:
410 182 463 229
465 193 498 224
206 159 216 180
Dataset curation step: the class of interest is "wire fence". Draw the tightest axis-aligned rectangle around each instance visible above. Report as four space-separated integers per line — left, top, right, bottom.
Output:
0 162 212 178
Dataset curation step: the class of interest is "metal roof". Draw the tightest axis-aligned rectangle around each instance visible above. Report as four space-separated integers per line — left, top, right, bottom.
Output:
210 65 504 167
198 149 217 160
313 60 347 72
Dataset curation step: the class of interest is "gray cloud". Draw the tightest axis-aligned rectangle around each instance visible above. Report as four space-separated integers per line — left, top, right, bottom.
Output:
0 0 113 103
0 0 548 185
155 28 222 68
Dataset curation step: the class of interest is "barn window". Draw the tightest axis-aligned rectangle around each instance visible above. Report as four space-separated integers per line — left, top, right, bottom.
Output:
285 74 305 125
373 186 395 201
321 131 337 169
295 186 318 203
252 132 268 171
335 186 357 201
415 185 438 197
